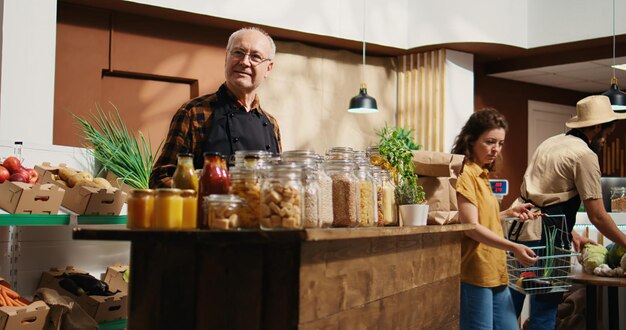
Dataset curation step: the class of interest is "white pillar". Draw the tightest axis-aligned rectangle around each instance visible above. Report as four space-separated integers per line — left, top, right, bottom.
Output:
443 49 474 153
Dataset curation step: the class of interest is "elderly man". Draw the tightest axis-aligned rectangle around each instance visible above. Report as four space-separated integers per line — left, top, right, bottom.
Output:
511 95 626 330
150 26 281 188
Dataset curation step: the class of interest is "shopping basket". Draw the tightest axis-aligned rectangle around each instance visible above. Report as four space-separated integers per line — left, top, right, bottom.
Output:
505 214 580 295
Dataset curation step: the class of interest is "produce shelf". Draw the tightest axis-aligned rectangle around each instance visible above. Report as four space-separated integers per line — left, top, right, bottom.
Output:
76 215 127 225
0 213 70 226
98 319 127 330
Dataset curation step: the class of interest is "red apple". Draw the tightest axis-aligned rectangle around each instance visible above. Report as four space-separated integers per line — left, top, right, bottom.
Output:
26 168 39 184
9 172 29 183
2 156 21 174
0 165 9 183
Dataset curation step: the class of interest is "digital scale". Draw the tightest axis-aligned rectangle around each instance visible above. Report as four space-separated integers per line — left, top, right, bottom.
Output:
489 179 509 200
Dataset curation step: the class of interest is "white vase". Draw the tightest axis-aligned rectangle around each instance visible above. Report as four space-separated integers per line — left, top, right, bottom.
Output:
399 204 429 226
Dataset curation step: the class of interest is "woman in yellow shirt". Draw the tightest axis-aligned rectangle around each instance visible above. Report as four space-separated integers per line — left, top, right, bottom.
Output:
452 108 538 330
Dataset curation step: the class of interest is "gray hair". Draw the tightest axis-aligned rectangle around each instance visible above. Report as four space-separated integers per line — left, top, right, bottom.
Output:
226 27 276 60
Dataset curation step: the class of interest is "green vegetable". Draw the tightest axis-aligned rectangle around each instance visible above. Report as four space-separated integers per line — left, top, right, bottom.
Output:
581 243 608 273
73 103 162 189
377 125 425 205
606 243 626 268
122 268 130 283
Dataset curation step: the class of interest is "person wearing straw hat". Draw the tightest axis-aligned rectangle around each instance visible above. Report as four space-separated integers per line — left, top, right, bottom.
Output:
510 95 626 329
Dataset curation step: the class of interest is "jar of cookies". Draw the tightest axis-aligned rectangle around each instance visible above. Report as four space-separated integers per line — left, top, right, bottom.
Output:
229 167 261 229
204 194 248 230
260 164 303 230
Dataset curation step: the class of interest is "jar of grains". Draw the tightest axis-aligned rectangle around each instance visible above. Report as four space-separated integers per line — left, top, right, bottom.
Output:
204 194 248 230
316 158 334 227
228 167 261 229
325 160 359 227
302 167 320 228
260 164 303 230
610 187 626 212
380 170 398 226
355 163 376 227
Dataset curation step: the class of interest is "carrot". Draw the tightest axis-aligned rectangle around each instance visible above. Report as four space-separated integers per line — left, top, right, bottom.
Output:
1 290 13 307
1 285 20 299
0 291 6 306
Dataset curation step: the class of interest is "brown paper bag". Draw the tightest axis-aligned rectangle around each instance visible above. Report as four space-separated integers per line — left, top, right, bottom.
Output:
413 150 465 225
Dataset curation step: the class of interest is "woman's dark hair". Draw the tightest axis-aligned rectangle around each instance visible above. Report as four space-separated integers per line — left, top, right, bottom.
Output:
451 107 508 171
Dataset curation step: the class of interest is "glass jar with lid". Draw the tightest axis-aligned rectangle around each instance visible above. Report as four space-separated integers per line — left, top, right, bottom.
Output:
204 194 248 230
154 188 183 229
325 160 359 227
229 167 261 229
172 153 198 191
198 152 230 227
232 150 271 169
371 167 384 226
380 170 398 226
260 164 303 230
355 164 376 227
302 167 320 228
127 189 154 229
610 187 626 212
325 146 354 161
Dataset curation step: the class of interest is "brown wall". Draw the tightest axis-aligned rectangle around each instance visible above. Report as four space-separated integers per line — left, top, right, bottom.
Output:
474 69 588 207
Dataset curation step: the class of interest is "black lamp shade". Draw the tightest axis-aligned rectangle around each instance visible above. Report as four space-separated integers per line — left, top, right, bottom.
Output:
348 87 378 113
602 82 626 112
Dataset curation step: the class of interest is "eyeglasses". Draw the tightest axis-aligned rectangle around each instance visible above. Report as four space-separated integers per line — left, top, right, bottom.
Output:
229 49 271 66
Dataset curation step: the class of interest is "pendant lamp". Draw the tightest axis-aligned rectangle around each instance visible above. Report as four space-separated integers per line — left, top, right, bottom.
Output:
602 0 626 112
348 0 378 114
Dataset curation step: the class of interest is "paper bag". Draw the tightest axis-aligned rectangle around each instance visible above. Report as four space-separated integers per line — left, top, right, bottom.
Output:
412 151 465 225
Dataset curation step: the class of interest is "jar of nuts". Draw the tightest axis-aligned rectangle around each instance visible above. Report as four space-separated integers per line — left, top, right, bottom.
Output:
610 187 626 212
204 194 248 230
260 164 303 230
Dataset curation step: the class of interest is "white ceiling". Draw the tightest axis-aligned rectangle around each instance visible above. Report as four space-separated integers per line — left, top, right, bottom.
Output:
490 56 626 93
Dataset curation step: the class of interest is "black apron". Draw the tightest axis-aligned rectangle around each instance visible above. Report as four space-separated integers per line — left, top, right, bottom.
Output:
195 86 279 169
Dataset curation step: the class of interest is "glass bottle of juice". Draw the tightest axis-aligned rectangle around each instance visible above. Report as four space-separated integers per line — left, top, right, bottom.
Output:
127 189 155 229
197 152 230 228
172 153 198 191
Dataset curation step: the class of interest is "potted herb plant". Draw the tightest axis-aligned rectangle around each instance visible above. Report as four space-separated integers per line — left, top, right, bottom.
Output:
377 125 428 226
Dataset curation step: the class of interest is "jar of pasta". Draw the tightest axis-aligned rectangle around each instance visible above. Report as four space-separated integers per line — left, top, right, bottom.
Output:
260 164 303 230
355 163 376 227
325 160 359 227
610 187 626 212
204 194 247 230
126 189 154 229
229 167 261 229
154 188 183 229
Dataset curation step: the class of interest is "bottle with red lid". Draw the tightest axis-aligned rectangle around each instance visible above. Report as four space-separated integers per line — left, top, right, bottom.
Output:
197 152 230 228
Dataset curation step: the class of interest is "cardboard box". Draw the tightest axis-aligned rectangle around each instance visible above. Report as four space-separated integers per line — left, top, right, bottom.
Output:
102 264 128 294
0 279 49 330
0 181 65 214
35 163 127 215
37 267 127 322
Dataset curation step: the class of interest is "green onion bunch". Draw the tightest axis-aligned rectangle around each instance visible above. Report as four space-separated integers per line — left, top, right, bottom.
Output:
73 103 162 189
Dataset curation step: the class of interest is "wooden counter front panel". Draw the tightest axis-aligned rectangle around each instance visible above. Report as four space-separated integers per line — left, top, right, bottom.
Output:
299 231 462 329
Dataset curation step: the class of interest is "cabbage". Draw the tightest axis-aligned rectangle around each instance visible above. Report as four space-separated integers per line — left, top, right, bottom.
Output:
582 243 608 273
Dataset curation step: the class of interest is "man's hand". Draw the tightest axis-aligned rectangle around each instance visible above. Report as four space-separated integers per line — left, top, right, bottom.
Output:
571 230 597 252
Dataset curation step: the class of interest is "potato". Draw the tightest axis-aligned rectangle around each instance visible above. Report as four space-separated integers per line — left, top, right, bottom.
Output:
75 179 100 189
67 172 93 188
92 177 113 189
58 167 78 182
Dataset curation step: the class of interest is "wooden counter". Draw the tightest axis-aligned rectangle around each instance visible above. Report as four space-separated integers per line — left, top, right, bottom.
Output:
74 224 474 330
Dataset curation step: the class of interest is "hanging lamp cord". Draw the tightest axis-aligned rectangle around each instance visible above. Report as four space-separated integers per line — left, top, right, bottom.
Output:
612 0 617 81
361 0 366 85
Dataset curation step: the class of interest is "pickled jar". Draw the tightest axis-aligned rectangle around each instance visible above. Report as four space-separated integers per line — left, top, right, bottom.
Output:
325 160 359 227
198 152 230 228
172 153 198 191
355 164 376 227
181 189 197 229
229 167 261 229
204 194 247 230
610 187 626 212
260 164 303 230
126 189 154 229
380 170 398 226
154 188 183 229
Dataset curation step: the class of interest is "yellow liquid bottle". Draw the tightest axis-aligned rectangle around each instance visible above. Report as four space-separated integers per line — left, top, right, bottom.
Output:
172 153 199 191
